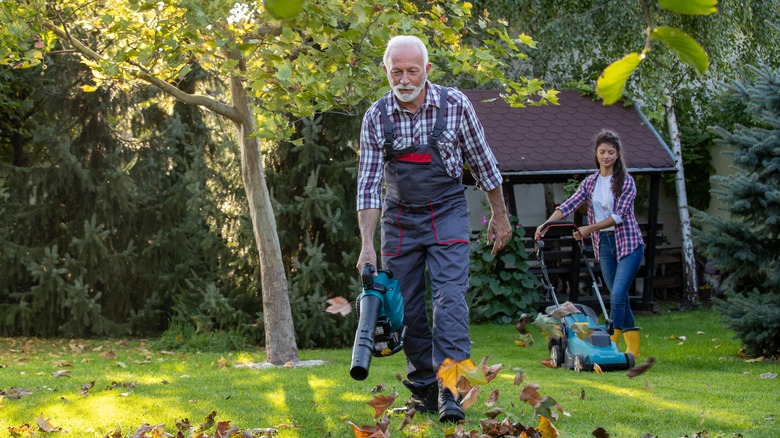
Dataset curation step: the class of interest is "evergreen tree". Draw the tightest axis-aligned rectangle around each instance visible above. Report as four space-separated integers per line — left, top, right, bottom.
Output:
693 64 780 356
265 113 362 348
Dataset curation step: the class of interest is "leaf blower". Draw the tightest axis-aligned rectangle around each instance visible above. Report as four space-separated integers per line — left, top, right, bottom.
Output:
349 263 406 381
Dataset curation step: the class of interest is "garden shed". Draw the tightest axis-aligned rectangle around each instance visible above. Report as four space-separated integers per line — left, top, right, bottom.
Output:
462 89 678 311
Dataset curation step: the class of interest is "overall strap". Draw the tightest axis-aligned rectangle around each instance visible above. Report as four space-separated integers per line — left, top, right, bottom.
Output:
430 87 449 143
376 96 394 149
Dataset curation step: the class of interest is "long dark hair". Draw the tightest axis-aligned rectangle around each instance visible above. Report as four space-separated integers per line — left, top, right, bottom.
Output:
593 129 628 197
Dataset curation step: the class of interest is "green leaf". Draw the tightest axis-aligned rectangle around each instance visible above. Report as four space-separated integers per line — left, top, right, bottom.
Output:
651 26 709 75
264 0 305 19
596 52 643 106
658 0 718 15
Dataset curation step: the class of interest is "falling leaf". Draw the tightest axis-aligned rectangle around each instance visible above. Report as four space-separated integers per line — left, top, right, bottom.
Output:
627 357 656 378
678 336 687 341
515 333 535 347
437 358 486 400
593 363 604 374
325 296 352 316
102 426 122 438
367 392 397 419
514 369 527 385
520 383 543 407
538 415 559 438
484 407 505 419
580 388 586 400
397 407 416 431
116 361 127 368
535 396 565 420
215 421 239 438
216 356 228 369
80 381 95 397
34 415 62 433
571 322 593 340
346 420 387 438
486 389 499 407
534 313 563 340
456 375 473 397
549 301 581 319
198 410 217 431
516 313 531 334
460 385 481 410
370 383 386 394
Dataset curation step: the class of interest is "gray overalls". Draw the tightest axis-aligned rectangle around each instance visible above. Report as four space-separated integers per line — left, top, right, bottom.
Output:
378 88 471 386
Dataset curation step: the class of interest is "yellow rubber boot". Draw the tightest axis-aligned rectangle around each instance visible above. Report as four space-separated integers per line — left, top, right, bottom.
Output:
623 329 641 359
610 328 622 346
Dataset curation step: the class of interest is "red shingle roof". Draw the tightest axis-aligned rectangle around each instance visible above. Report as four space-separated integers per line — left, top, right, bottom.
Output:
462 89 676 181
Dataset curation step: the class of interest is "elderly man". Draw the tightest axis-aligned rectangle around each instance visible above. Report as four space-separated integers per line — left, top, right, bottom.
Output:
355 35 510 422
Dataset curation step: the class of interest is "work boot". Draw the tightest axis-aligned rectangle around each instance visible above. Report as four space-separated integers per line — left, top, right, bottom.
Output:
438 380 465 423
403 380 437 414
610 328 623 346
623 328 641 359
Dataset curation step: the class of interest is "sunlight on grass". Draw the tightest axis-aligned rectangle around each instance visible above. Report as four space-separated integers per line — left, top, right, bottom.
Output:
572 378 753 424
264 388 288 413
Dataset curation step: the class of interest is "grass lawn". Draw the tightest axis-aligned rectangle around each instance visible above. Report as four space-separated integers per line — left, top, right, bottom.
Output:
1 307 778 437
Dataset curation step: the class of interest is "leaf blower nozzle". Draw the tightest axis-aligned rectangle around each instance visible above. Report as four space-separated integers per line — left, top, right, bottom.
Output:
349 263 405 381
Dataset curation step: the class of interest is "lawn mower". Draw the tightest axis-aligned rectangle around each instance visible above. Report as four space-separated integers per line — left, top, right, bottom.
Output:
535 221 635 372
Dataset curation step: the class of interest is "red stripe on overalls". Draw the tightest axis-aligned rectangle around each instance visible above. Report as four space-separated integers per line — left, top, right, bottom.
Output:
396 153 432 163
381 206 404 257
430 203 470 245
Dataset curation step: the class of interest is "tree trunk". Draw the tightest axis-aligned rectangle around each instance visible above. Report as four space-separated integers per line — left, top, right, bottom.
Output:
228 74 298 364
229 75 299 364
665 94 699 307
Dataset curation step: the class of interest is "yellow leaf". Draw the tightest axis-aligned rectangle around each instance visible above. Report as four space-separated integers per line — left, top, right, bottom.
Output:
596 52 643 105
436 358 485 400
539 415 559 438
80 84 98 93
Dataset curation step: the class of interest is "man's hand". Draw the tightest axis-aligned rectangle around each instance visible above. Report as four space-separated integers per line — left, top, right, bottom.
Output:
486 214 511 256
356 247 377 273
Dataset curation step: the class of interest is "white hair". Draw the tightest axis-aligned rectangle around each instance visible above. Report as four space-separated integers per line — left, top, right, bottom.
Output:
383 35 428 68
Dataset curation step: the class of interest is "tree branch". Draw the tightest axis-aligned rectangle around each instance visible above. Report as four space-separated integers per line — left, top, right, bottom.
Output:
43 21 241 123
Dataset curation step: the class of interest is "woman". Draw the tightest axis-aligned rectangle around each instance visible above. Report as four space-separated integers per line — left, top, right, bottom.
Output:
535 129 644 358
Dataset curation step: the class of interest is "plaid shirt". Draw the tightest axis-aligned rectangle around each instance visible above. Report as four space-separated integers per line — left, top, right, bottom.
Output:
357 82 502 210
558 171 644 261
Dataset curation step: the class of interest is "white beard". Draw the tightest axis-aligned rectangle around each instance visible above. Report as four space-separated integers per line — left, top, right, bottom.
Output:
391 76 426 103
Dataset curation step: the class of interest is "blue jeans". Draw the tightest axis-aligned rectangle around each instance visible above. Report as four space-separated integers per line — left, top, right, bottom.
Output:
599 232 644 329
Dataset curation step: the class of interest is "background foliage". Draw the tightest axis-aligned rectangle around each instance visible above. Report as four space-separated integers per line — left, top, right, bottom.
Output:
692 64 780 356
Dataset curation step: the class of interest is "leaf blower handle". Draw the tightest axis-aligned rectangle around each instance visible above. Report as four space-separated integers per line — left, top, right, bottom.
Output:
361 263 375 289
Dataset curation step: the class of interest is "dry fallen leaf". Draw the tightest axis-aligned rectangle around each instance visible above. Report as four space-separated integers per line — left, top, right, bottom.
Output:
325 296 352 316
34 414 61 433
102 350 117 360
367 392 397 419
485 389 500 407
460 385 480 410
540 359 556 369
627 357 656 378
519 383 543 407
509 371 525 388
549 301 581 319
52 370 71 378
516 313 531 334
397 407 416 431
593 363 604 374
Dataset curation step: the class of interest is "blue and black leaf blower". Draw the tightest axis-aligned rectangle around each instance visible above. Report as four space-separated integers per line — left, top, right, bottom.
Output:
349 263 406 381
